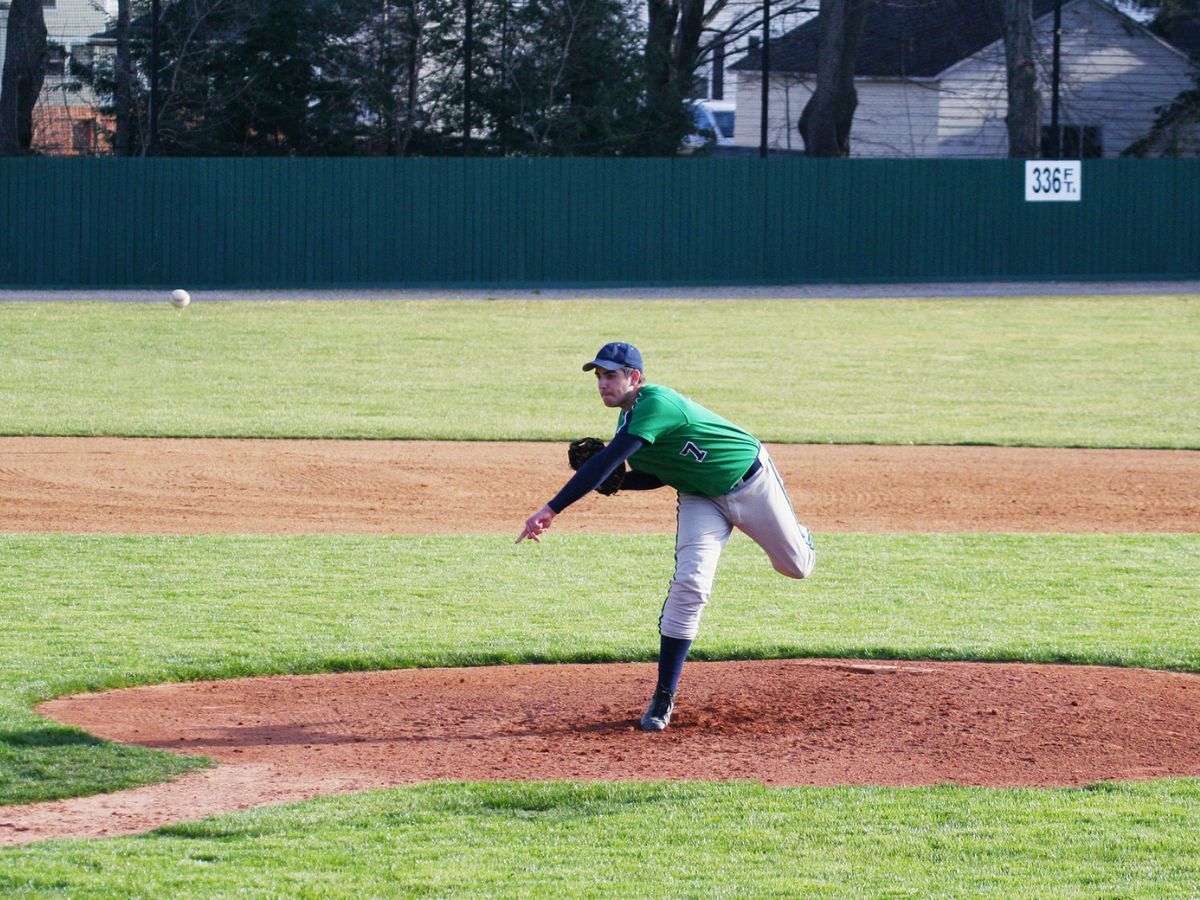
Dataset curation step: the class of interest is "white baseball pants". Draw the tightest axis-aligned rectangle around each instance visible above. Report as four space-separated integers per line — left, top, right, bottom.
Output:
659 447 815 641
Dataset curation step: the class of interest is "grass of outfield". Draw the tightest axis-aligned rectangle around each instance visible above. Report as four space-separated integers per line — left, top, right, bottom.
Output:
4 780 1200 898
2 534 1198 806
0 296 1197 446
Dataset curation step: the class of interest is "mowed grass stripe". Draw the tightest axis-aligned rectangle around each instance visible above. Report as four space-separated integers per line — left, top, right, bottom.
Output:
3 780 1200 897
2 533 1198 805
1 297 1197 446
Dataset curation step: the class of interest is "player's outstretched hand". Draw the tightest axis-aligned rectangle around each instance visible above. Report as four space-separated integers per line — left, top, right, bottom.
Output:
517 505 557 543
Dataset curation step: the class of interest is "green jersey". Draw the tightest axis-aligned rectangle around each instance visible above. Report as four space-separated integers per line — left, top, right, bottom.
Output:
618 384 760 497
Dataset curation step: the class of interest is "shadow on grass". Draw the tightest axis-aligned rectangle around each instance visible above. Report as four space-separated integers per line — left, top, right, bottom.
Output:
0 726 213 808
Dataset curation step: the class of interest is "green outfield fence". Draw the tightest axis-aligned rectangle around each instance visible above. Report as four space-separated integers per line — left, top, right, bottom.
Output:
1 157 1197 287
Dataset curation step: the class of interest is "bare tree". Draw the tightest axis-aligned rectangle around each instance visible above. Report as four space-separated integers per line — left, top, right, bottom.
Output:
643 0 811 153
0 0 49 154
999 0 1041 157
797 0 869 156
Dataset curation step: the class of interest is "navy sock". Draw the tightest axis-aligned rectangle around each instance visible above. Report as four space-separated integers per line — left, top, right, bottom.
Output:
657 634 693 694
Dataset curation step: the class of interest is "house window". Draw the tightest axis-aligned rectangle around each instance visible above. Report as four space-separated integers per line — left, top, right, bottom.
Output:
72 45 94 69
1041 125 1102 159
73 119 97 154
41 0 56 7
46 46 67 77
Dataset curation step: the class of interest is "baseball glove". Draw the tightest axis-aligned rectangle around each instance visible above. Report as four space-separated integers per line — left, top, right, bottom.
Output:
568 437 625 496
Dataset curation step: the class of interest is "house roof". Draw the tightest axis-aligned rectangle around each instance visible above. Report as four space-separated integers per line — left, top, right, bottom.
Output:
731 0 1061 78
1156 18 1200 59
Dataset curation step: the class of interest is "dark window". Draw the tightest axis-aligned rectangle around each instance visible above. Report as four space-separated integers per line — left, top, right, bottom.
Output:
41 0 56 7
73 119 97 154
46 46 67 77
1041 125 1103 159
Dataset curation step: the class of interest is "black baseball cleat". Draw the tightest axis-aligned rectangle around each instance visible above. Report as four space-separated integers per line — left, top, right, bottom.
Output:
639 687 676 732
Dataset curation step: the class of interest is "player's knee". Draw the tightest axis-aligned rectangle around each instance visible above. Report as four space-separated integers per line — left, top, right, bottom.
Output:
663 583 708 640
773 543 815 580
666 582 708 614
775 556 814 580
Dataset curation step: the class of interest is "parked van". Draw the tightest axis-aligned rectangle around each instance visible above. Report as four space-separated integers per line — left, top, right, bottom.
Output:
682 100 736 153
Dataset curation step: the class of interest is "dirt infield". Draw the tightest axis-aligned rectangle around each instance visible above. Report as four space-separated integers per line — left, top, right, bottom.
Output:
3 437 1199 534
2 438 1198 845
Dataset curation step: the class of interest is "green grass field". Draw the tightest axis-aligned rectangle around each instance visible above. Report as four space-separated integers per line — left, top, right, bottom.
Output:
5 780 1200 898
1 295 1198 896
1 296 1197 446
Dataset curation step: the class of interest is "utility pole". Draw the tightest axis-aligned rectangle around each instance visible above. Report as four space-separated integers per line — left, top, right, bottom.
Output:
1050 0 1062 158
463 0 474 155
759 0 770 157
149 0 161 153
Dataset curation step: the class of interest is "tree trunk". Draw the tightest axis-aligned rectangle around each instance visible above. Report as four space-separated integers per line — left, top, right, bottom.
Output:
671 0 706 94
797 0 869 157
999 0 1041 158
0 0 49 155
115 0 133 155
644 0 679 99
641 0 688 153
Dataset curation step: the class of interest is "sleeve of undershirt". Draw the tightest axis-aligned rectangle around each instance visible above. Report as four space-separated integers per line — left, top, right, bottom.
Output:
547 432 648 513
621 469 664 491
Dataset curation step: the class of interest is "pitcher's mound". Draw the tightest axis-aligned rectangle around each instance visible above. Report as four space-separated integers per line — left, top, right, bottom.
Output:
8 659 1200 844
38 658 1200 790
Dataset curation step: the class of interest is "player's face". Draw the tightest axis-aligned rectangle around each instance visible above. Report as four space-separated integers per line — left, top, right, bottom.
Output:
595 367 640 409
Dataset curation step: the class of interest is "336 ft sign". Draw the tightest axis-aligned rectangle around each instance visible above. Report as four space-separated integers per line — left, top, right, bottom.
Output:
1025 161 1082 202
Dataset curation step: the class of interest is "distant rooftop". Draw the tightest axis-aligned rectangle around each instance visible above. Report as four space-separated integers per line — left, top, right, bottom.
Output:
734 0 1067 78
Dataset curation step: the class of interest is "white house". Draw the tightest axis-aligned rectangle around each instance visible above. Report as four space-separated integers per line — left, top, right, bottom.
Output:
695 0 814 103
0 0 115 153
730 0 1199 157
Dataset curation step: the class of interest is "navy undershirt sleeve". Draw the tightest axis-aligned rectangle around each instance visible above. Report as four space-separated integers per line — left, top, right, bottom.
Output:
547 433 656 513
622 469 665 491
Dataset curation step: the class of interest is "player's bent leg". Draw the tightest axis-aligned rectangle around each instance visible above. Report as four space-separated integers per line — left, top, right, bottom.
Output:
725 451 815 580
658 493 732 640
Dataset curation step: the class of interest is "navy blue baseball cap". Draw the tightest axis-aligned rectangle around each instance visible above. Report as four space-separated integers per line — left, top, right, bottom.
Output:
583 342 644 373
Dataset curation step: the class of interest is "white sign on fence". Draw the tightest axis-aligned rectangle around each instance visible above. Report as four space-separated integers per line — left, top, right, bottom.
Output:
1025 161 1082 202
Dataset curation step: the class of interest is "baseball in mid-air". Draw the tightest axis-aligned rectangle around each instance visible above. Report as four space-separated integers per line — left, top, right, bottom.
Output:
169 289 191 309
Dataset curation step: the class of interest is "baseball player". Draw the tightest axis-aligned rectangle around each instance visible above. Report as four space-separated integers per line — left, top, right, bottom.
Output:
518 341 815 732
